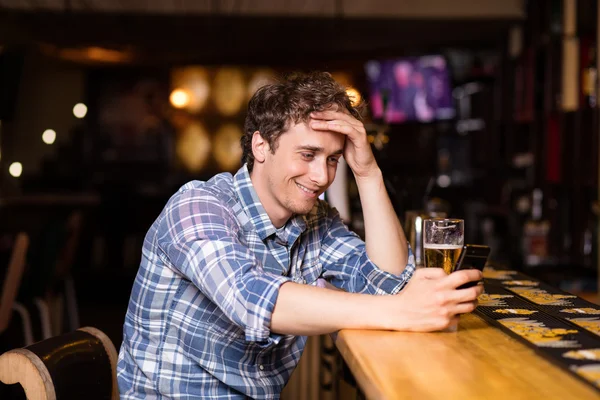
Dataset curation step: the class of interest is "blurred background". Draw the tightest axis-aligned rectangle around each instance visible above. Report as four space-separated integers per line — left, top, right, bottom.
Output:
0 0 598 397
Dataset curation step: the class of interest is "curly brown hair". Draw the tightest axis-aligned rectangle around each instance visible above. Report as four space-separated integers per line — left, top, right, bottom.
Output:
241 71 363 172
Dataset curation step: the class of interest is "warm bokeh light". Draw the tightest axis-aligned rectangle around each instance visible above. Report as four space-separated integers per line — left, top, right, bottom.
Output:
176 121 211 173
170 89 191 109
44 45 134 64
247 69 276 101
437 174 451 188
213 67 245 116
171 67 210 113
345 87 362 107
331 72 352 88
214 123 243 171
73 103 88 118
9 162 22 177
42 129 57 145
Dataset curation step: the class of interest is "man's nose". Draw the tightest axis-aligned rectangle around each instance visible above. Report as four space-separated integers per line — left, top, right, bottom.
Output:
309 160 329 187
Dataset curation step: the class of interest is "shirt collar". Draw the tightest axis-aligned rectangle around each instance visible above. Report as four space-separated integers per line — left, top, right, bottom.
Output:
233 164 306 242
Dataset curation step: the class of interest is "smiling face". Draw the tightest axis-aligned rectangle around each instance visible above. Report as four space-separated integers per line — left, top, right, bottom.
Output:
250 121 345 227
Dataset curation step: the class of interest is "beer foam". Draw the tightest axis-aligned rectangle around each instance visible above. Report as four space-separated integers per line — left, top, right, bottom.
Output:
423 244 463 249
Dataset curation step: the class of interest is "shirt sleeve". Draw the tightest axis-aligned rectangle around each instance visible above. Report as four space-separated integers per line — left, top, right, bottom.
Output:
157 189 291 345
319 206 416 295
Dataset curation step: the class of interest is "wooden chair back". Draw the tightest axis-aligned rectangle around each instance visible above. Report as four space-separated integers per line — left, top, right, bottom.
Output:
0 232 29 334
0 326 118 400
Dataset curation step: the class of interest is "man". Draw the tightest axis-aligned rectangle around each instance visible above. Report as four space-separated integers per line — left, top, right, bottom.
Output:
117 72 483 399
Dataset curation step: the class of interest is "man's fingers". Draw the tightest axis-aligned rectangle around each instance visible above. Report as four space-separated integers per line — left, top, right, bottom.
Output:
454 301 478 315
311 110 362 128
444 270 483 289
447 284 483 304
310 120 361 139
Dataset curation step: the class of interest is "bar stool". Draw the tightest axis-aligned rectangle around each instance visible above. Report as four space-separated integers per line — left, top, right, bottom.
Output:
0 326 118 400
0 232 33 346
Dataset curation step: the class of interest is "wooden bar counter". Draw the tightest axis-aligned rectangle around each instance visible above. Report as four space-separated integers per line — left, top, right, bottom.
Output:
336 313 599 399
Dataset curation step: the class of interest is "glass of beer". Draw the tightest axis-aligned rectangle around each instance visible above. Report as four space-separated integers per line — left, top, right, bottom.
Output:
423 218 464 332
423 218 464 274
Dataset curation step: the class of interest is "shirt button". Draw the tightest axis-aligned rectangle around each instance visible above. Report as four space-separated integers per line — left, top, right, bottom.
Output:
259 365 264 371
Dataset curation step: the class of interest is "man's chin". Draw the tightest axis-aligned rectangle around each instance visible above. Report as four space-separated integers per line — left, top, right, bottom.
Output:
290 201 317 216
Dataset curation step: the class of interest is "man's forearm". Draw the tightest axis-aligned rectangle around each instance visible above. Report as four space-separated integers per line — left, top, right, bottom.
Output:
354 168 408 275
270 269 485 336
270 282 390 336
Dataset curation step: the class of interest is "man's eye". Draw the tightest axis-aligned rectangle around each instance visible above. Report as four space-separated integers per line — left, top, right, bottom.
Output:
328 157 340 164
301 153 314 160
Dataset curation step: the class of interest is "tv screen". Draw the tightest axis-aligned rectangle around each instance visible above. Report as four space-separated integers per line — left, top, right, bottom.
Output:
365 55 455 123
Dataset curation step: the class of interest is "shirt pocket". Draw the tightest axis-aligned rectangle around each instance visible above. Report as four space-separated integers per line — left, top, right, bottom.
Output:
301 258 321 285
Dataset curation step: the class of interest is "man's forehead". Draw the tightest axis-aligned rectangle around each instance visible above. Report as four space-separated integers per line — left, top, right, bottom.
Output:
281 121 345 148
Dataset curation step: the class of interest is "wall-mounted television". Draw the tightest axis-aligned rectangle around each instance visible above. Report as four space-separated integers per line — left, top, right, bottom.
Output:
365 55 455 123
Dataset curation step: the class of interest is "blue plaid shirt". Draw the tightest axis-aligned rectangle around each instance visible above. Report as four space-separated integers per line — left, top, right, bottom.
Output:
117 164 415 399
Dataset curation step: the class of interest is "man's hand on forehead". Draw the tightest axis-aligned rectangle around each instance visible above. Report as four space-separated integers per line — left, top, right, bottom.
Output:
309 110 362 130
308 108 377 178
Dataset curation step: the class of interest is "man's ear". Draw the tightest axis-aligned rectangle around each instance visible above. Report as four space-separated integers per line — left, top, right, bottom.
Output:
251 131 269 164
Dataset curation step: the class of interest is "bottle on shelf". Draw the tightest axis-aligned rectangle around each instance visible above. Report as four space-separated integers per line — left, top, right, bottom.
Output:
582 45 597 108
522 188 552 267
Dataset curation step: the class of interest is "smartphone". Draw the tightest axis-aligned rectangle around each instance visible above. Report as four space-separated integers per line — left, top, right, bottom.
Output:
454 244 490 289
